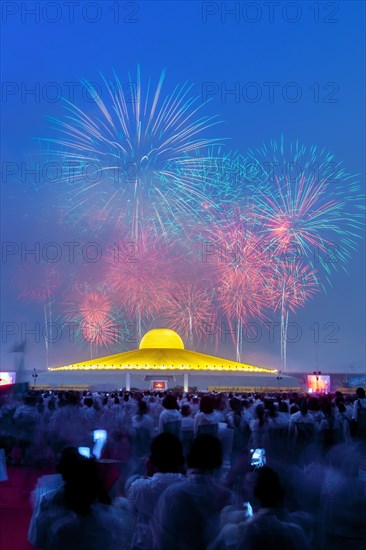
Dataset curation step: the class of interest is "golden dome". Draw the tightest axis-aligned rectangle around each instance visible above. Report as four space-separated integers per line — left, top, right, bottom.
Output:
139 328 185 350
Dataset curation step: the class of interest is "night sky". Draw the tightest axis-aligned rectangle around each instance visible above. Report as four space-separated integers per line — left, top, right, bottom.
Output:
1 1 365 375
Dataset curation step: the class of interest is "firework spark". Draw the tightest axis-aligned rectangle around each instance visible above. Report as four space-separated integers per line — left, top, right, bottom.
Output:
267 260 319 371
13 262 61 367
105 228 175 339
14 263 60 303
163 282 216 349
46 67 224 236
63 284 120 353
246 136 364 278
202 210 271 361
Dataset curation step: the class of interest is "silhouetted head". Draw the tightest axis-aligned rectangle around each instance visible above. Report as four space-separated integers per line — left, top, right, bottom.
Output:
308 397 320 411
138 400 148 415
57 447 109 513
181 405 191 417
356 387 365 399
229 397 242 413
57 447 81 479
255 404 266 425
267 402 276 418
187 435 222 470
253 466 285 508
279 401 289 413
149 433 184 473
162 395 179 410
300 399 308 416
199 395 214 414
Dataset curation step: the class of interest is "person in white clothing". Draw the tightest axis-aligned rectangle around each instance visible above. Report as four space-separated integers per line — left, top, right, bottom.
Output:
194 395 220 436
28 447 133 550
127 433 185 550
158 395 181 436
153 435 232 550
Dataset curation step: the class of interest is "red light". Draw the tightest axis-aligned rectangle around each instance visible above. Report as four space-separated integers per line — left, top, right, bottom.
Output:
152 381 166 390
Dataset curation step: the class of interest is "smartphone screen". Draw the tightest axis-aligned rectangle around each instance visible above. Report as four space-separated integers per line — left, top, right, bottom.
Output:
243 501 253 517
250 448 266 469
78 447 91 458
93 429 107 442
92 429 107 460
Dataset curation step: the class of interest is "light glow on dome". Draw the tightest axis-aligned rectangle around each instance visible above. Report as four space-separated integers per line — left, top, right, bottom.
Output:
139 328 185 350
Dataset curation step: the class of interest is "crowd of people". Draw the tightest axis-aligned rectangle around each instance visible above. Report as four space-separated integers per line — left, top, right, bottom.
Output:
1 386 366 549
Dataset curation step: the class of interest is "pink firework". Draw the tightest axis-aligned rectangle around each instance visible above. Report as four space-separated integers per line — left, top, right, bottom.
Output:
204 210 271 361
63 285 119 350
13 262 61 367
81 318 120 347
268 261 319 316
14 262 61 303
78 291 111 324
253 174 347 279
163 283 216 349
105 228 175 338
266 260 319 371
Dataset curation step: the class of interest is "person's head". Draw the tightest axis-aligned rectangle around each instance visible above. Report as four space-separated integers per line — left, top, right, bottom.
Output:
149 433 184 473
356 387 365 399
114 396 120 405
138 400 148 415
162 395 179 410
279 401 288 413
24 395 35 406
60 449 108 513
300 398 308 416
308 396 320 411
255 404 265 425
47 398 56 411
181 405 191 417
68 393 80 407
199 395 214 414
229 397 242 413
57 447 86 480
187 435 222 471
84 397 93 408
253 466 285 508
267 402 276 418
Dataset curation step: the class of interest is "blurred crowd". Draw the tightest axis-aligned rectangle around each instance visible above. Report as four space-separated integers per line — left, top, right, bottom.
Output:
1 387 366 549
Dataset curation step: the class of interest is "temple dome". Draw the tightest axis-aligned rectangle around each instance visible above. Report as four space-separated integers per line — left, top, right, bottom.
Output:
139 328 185 350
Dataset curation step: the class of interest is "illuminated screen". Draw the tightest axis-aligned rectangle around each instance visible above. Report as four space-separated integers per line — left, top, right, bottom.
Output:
152 381 167 391
0 372 16 386
307 375 330 393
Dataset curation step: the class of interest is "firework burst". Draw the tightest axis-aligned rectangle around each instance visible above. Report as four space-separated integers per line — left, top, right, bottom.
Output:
163 282 216 349
13 262 62 367
105 228 175 339
203 210 271 361
246 136 364 279
46 67 224 236
63 284 121 355
14 262 61 304
267 260 319 371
